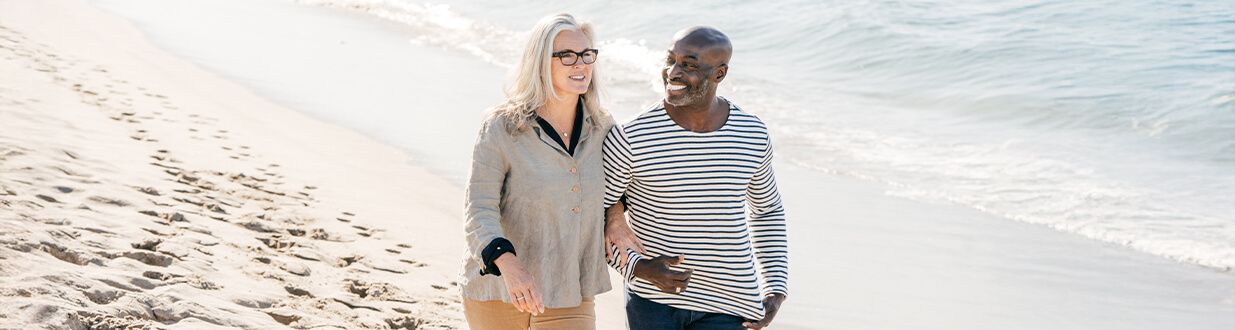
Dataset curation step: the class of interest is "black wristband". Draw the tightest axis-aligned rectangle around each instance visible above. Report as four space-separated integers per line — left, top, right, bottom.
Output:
479 237 516 276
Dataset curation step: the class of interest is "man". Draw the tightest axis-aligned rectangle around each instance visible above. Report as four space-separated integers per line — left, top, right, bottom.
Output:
603 26 788 330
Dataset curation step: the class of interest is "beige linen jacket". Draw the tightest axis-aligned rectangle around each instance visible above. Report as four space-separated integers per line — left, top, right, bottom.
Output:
461 107 614 308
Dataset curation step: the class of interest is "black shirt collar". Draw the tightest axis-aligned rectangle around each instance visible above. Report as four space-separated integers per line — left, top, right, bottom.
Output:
534 98 584 156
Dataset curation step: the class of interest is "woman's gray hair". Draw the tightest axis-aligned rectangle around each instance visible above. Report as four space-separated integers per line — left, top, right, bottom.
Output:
490 13 606 133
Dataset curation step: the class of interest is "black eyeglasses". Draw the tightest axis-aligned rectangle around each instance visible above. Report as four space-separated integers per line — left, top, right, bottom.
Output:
552 49 599 66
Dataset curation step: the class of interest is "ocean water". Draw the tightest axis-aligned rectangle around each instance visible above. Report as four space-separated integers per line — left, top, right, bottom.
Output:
295 0 1235 271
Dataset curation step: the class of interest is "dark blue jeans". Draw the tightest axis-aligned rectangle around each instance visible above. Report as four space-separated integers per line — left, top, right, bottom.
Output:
625 291 746 330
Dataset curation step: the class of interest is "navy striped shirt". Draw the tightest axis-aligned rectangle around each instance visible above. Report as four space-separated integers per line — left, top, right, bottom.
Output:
604 99 788 321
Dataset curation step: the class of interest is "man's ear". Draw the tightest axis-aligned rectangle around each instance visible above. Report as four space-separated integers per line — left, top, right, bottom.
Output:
713 63 728 83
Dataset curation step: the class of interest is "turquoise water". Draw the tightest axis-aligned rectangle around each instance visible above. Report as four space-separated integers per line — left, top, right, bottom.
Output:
298 0 1235 271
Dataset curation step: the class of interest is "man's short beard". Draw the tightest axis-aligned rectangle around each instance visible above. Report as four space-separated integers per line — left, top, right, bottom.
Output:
665 78 713 107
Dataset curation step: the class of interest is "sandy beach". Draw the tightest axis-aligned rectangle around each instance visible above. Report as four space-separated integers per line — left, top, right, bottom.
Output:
2 0 1233 329
0 0 468 327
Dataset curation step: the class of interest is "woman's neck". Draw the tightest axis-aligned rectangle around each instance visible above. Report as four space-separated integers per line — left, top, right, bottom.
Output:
539 94 579 124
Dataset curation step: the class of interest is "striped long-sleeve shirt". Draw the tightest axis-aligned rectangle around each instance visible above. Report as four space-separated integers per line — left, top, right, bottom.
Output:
603 99 788 321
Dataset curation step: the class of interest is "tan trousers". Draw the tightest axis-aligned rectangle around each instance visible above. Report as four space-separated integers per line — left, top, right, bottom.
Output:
463 297 596 330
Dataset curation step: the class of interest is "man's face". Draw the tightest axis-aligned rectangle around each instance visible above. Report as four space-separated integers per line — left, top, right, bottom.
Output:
661 40 719 107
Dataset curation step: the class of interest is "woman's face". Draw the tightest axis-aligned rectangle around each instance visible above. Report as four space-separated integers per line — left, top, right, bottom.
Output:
550 29 593 98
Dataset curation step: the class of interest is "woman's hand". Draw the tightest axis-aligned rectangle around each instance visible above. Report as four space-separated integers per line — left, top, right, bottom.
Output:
494 253 544 315
605 201 645 267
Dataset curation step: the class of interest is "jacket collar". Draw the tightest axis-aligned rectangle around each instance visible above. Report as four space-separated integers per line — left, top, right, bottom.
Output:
530 96 592 156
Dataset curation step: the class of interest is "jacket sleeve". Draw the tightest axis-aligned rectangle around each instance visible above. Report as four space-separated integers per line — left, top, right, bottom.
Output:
464 118 511 274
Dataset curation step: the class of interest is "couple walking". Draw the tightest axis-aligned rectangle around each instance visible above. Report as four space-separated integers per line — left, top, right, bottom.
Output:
461 13 789 330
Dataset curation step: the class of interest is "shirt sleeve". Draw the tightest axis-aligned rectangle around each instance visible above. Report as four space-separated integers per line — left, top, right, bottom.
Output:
479 238 516 276
747 135 789 297
602 124 642 279
602 125 633 209
464 119 511 274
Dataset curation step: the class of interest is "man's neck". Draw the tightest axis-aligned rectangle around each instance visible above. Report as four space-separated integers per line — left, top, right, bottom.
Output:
665 96 728 133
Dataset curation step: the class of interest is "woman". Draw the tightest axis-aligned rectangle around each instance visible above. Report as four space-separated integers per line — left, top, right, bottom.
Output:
461 13 614 329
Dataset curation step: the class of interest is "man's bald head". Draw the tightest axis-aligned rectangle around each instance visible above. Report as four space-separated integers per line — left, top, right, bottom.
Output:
672 26 732 66
662 27 733 108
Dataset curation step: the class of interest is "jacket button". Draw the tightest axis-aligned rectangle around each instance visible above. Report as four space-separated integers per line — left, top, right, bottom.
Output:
571 207 581 213
569 167 577 174
571 186 580 192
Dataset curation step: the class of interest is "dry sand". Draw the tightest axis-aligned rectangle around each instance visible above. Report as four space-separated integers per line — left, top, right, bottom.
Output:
0 0 469 328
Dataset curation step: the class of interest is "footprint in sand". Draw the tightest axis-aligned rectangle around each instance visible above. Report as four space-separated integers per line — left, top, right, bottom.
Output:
364 260 408 274
135 186 160 196
87 195 130 207
335 255 362 268
391 254 423 266
137 210 186 224
256 235 296 251
148 200 174 207
83 286 126 305
344 278 399 300
351 225 383 238
140 270 220 291
308 228 346 242
119 250 174 267
50 165 89 178
139 227 174 237
264 309 302 326
288 246 323 262
283 284 313 297
34 194 59 203
239 219 281 234
94 277 141 293
39 241 103 266
130 237 161 251
254 256 311 277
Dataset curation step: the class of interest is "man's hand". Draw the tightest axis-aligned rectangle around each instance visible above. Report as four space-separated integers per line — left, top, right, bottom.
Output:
604 202 645 267
632 255 692 294
742 293 786 329
493 254 544 315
